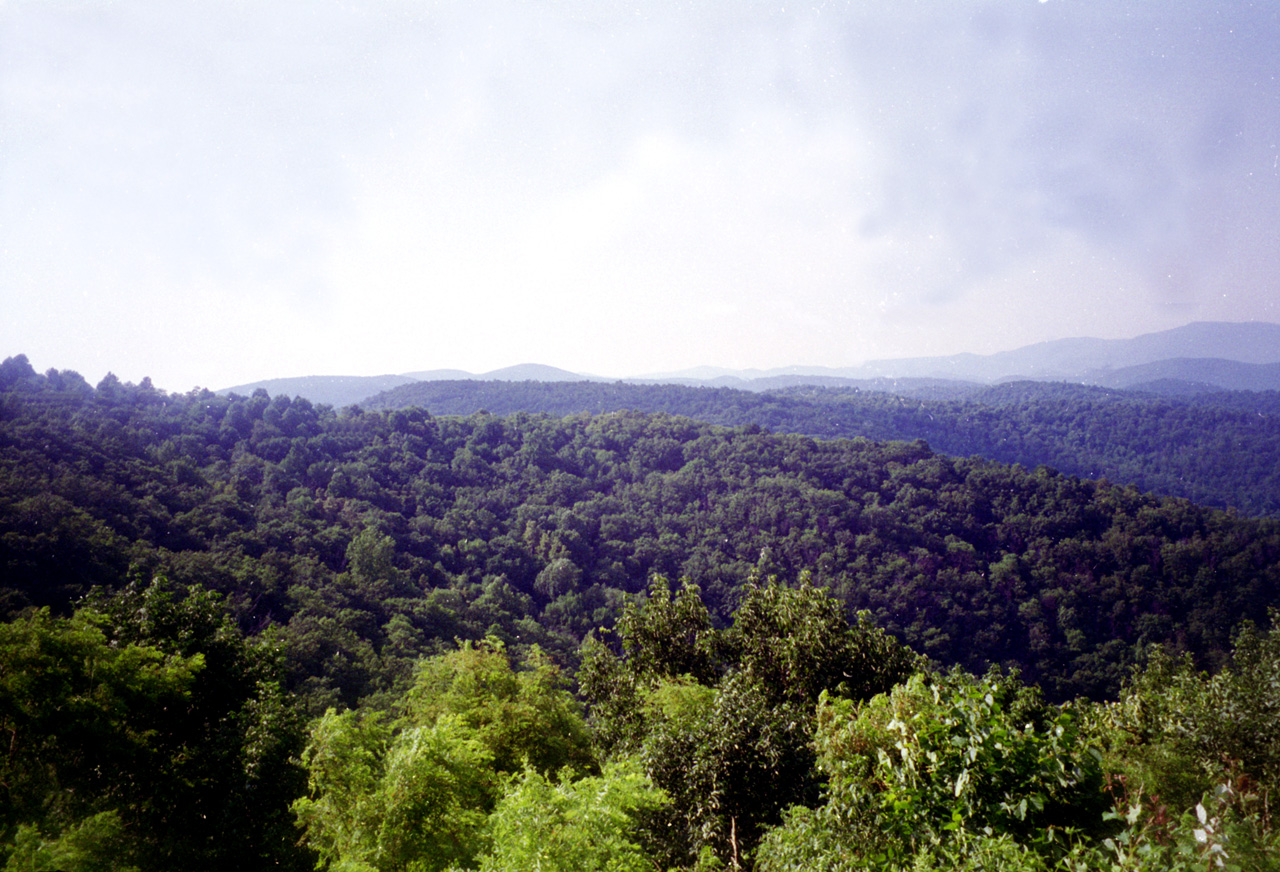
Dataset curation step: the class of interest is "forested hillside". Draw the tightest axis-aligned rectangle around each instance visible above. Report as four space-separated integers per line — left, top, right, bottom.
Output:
6 353 1280 870
5 354 1278 703
367 378 1280 516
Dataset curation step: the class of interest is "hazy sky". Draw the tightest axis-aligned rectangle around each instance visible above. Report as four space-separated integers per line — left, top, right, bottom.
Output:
2 1 1278 391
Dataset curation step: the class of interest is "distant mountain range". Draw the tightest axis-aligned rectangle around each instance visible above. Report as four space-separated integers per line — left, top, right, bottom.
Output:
220 364 604 407
219 321 1280 406
400 363 603 383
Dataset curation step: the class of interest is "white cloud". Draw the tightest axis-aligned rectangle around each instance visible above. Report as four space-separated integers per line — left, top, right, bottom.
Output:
2 1 1278 388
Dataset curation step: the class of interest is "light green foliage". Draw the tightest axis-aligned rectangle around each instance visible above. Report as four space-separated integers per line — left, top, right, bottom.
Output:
292 708 393 867
477 760 667 872
294 709 495 872
377 719 494 869
2 811 139 872
293 639 598 871
758 669 1108 871
400 638 595 777
643 676 716 728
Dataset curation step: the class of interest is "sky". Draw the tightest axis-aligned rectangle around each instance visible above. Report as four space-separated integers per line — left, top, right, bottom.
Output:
2 1 1278 392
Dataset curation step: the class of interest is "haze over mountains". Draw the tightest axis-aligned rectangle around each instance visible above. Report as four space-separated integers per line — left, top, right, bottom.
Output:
221 321 1280 406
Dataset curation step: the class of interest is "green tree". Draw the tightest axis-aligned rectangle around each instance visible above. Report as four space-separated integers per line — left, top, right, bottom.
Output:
0 579 308 871
726 575 922 708
1083 613 1280 869
293 708 493 872
577 577 723 756
0 609 199 865
81 579 310 870
638 670 816 870
477 761 667 872
400 638 595 777
757 668 1108 871
581 573 921 869
1109 615 1280 811
2 810 138 872
293 639 598 871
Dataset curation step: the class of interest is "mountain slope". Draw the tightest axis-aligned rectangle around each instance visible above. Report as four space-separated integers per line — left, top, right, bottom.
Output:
5 360 1280 703
1088 358 1280 391
363 378 1280 516
858 321 1280 383
219 373 419 406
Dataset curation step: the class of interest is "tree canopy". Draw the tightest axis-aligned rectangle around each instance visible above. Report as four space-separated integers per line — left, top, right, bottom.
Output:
4 359 1280 868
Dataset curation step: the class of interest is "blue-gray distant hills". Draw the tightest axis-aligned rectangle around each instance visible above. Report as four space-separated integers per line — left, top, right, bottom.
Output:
645 320 1280 387
215 321 1280 516
215 373 420 408
401 363 605 383
221 321 1280 406
852 320 1280 383
220 364 603 406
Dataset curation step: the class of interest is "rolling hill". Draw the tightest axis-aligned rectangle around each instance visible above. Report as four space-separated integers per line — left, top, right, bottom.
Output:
219 321 1280 406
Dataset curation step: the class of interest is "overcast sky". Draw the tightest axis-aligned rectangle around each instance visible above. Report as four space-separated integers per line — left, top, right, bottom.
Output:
2 1 1278 391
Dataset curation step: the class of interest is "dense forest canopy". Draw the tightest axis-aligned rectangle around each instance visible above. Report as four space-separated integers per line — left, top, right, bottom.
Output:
3 354 1279 704
4 353 1280 870
365 377 1280 516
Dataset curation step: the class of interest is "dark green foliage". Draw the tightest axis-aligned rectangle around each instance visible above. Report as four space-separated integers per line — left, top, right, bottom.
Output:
726 573 923 707
365 376 1280 516
581 575 919 869
612 575 724 685
753 620 1280 872
0 608 200 849
1101 612 1280 828
639 671 816 869
6 358 1280 868
81 580 311 870
0 580 310 871
4 360 1280 704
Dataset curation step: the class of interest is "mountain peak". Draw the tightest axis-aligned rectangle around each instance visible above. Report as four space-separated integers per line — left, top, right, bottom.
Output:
478 363 598 382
